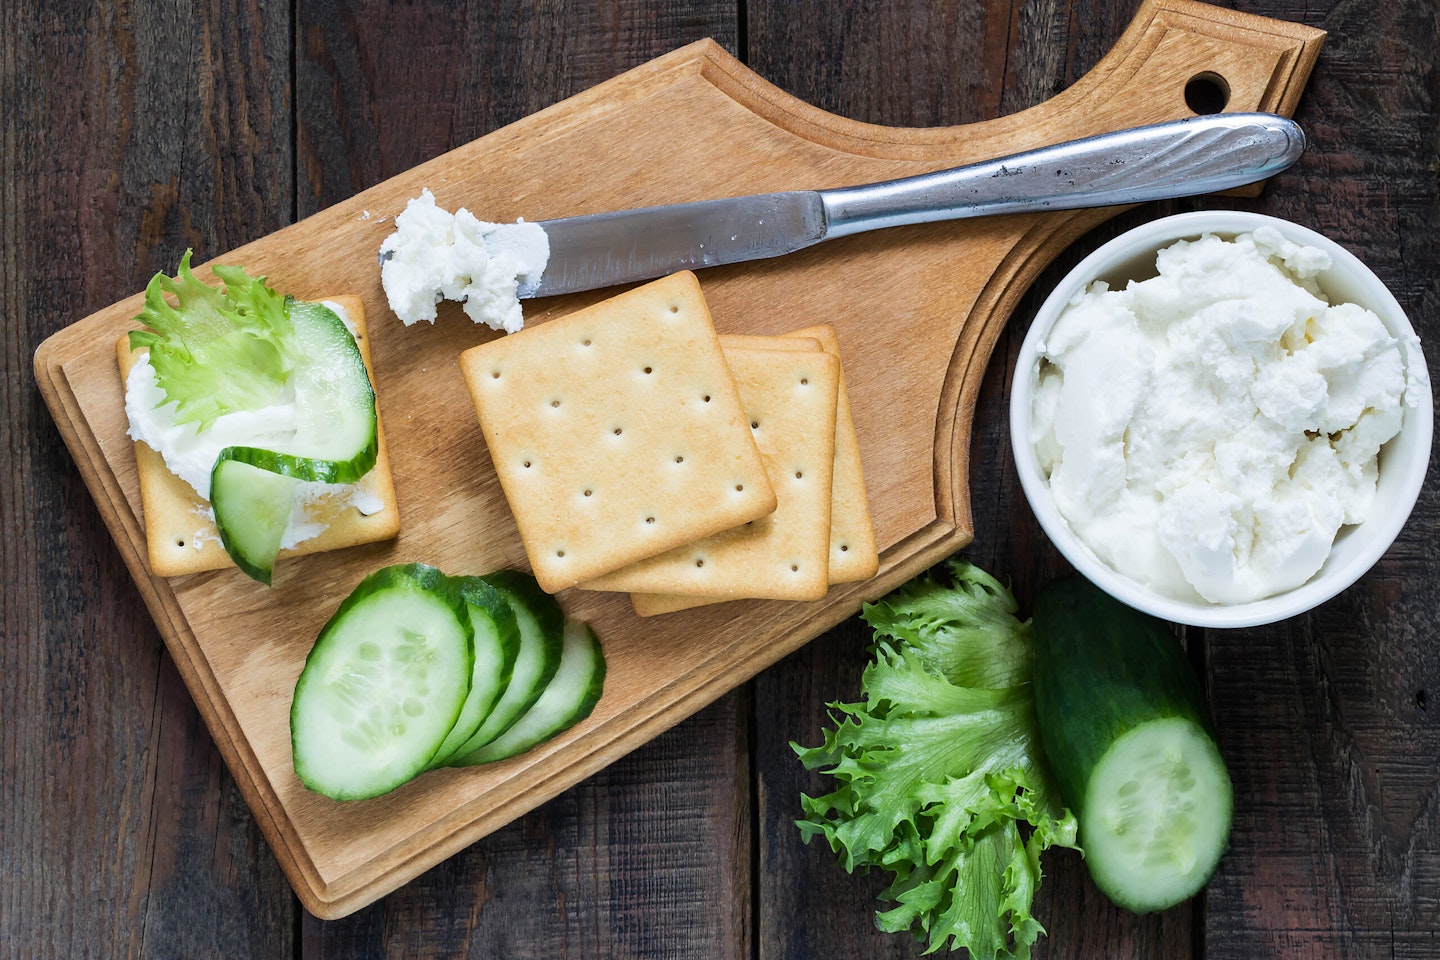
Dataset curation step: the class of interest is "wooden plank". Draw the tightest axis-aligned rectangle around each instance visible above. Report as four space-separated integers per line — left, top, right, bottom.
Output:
0 0 296 956
292 0 750 949
1203 0 1440 955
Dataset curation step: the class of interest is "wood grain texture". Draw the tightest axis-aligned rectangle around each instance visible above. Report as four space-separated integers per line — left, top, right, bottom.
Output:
1 0 296 957
32 0 1322 920
292 0 748 948
748 2 1193 957
9 0 1437 957
1201 1 1440 956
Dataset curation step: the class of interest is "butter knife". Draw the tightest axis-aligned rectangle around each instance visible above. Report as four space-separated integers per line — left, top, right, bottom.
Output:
521 112 1304 299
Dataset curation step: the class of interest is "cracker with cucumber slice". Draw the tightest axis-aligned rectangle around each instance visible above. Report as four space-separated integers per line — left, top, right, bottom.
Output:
118 294 400 579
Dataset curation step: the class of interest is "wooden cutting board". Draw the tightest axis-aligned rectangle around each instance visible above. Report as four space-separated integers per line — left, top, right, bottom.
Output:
33 0 1322 920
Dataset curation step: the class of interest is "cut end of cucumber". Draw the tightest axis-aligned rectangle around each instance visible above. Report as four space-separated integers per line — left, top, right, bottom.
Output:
212 458 301 585
291 564 473 800
1081 716 1233 913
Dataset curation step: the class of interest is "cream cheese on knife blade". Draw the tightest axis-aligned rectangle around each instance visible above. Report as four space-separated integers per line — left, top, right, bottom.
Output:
379 188 548 332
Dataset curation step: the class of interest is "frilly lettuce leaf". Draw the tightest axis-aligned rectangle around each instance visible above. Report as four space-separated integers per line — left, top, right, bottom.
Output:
128 249 298 429
794 558 1078 958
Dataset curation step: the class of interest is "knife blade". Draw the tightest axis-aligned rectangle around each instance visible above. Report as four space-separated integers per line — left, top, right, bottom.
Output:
520 112 1304 299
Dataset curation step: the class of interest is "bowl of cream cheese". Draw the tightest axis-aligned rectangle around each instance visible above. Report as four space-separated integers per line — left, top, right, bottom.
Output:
1010 210 1432 628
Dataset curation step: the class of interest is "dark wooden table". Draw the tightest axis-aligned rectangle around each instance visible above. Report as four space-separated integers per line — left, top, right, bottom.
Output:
5 0 1437 956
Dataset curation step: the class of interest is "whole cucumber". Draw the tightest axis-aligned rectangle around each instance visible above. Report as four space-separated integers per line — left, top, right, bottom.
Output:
1032 576 1232 914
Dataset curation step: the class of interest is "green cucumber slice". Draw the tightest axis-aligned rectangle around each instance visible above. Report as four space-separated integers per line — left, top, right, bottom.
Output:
460 619 605 764
1032 576 1233 914
443 571 563 763
219 299 378 484
1081 716 1232 912
205 300 381 584
428 577 522 767
211 457 300 585
290 563 474 800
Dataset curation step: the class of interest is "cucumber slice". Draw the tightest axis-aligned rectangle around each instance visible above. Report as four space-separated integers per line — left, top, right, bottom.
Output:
206 300 381 583
428 576 522 767
443 570 563 763
210 457 301 585
291 563 474 800
219 299 378 484
1082 716 1232 912
460 619 605 764
1032 576 1233 914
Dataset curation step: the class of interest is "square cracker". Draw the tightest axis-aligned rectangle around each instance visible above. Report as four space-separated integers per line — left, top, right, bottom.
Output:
631 325 878 616
583 344 840 601
116 295 401 578
458 271 776 594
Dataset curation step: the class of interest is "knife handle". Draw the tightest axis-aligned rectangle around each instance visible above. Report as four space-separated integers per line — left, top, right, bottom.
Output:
818 113 1305 239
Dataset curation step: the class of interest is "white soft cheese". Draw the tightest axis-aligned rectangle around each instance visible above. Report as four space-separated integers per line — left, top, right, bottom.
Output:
1032 228 1416 604
124 300 384 550
378 187 548 333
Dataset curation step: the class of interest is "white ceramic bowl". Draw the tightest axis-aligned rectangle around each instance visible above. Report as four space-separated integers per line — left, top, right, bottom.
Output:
1009 211 1433 628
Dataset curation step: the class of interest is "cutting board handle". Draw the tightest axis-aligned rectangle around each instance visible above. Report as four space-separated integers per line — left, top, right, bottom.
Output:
687 0 1324 570
695 0 1324 171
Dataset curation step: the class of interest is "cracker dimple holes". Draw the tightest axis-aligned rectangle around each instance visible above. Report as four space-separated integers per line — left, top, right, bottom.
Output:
645 516 656 525
673 455 685 464
839 543 849 552
490 368 502 380
549 398 562 408
750 419 760 430
668 303 680 314
794 470 803 479
799 376 809 385
612 426 623 436
643 365 653 375
583 488 593 498
790 564 800 573
694 558 705 568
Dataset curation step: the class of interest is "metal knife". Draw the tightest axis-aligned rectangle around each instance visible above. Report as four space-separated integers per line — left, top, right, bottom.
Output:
519 112 1304 299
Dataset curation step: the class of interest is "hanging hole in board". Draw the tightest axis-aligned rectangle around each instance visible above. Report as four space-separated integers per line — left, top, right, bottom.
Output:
1184 72 1230 116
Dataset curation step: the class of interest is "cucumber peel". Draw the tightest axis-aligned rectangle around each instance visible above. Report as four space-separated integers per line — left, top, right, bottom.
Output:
129 253 379 583
427 576 522 766
443 571 565 764
291 564 474 800
1031 576 1233 914
459 619 605 765
290 566 606 801
210 458 300 585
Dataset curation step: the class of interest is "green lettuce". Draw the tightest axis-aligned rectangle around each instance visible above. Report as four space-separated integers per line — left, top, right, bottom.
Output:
794 558 1078 958
129 249 298 429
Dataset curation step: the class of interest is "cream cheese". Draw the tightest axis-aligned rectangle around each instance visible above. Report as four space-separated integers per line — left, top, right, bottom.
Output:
1031 228 1417 604
378 188 548 332
124 300 384 550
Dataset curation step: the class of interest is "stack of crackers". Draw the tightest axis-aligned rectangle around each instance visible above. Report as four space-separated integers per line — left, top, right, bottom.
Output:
458 271 878 615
